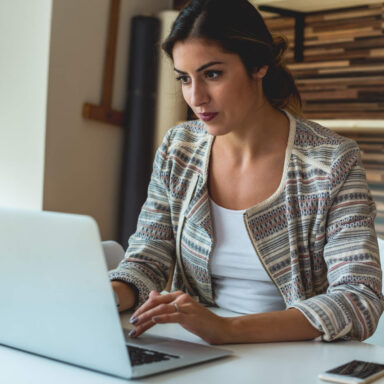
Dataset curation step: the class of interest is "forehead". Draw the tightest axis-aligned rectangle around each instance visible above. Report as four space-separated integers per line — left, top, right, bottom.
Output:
172 38 235 68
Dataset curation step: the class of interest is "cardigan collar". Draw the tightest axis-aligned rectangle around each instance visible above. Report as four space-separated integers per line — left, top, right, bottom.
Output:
186 110 296 225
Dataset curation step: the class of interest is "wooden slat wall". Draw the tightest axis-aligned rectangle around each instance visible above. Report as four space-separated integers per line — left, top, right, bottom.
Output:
264 3 384 119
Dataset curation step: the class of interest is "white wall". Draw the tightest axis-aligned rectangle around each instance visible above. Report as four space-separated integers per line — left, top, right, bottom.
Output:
0 0 52 209
44 0 172 240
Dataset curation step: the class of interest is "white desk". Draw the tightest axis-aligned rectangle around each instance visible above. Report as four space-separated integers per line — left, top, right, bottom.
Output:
1 308 384 384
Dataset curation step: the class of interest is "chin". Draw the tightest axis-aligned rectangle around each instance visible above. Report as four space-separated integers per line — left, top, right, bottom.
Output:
204 127 229 137
201 120 226 135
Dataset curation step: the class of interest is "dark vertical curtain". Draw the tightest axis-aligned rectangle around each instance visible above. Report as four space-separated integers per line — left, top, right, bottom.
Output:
118 16 160 247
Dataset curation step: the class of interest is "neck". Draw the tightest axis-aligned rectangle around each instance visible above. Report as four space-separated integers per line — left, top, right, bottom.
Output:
213 102 290 165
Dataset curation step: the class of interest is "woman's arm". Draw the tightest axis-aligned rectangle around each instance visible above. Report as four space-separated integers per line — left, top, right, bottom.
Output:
108 129 176 310
127 291 322 344
224 308 322 343
291 142 383 341
112 281 136 312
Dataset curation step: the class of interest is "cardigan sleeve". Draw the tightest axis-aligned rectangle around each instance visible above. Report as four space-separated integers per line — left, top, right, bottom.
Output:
108 130 176 309
292 140 384 341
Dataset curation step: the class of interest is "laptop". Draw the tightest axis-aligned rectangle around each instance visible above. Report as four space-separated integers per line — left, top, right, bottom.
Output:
0 207 232 379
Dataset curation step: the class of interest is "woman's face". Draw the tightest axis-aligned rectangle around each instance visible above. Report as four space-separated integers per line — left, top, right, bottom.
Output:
172 38 267 137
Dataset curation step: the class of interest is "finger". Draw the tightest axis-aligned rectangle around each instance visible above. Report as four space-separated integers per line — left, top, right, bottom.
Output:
130 292 163 320
132 312 185 338
130 318 156 338
131 290 184 320
152 313 184 324
133 302 178 326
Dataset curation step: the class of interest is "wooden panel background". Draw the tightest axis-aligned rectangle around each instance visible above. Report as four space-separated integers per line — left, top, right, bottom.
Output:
264 3 384 119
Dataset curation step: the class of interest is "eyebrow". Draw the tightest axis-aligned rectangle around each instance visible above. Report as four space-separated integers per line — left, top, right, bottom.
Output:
174 61 224 75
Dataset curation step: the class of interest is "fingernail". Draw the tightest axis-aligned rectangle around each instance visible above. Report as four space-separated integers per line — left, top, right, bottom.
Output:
129 316 138 325
152 316 160 322
129 329 136 337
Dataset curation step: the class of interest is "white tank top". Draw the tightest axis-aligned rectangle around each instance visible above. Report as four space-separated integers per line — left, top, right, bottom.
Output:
209 198 286 314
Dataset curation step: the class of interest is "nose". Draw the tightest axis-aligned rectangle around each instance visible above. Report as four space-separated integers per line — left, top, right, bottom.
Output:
189 81 209 108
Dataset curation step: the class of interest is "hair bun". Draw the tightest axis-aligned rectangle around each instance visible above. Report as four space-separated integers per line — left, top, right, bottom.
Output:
271 35 288 67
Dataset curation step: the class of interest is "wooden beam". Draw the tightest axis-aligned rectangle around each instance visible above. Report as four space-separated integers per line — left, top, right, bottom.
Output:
258 5 305 62
83 0 123 126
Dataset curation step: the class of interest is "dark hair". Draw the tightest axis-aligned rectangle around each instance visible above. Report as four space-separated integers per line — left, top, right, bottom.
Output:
162 0 301 115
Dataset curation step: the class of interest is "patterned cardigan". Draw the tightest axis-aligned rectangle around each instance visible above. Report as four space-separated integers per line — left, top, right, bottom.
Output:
109 113 384 342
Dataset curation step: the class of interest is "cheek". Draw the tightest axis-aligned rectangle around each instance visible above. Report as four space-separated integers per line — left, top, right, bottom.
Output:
219 85 243 109
181 87 192 106
233 82 253 99
231 84 257 112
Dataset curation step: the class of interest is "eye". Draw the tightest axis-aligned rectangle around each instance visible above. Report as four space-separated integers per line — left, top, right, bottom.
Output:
205 70 222 80
175 75 191 85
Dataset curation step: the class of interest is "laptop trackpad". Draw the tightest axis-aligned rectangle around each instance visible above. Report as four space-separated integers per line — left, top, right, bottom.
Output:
124 330 175 347
124 331 226 356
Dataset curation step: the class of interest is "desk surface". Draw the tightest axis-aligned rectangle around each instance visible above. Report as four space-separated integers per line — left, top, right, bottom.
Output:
1 308 384 384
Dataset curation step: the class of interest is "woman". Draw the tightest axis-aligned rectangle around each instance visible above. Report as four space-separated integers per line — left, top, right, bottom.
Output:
110 0 383 344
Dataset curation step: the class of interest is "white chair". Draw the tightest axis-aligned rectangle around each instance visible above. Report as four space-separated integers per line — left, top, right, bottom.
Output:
365 237 384 346
102 240 125 271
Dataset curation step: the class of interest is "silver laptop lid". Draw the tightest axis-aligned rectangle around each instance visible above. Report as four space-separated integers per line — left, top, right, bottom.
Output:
0 207 131 378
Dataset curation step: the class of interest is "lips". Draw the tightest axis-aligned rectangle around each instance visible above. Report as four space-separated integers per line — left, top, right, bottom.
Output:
197 112 218 122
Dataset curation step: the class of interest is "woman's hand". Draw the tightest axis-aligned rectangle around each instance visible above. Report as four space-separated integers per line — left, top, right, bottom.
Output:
128 290 231 345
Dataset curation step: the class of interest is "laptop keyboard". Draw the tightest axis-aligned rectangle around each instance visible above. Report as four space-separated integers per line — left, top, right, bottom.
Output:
127 345 180 366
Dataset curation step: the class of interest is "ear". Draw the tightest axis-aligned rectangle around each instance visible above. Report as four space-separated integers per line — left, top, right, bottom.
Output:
252 65 268 80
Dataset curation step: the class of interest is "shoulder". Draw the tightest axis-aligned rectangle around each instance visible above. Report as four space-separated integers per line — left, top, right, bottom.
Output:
292 116 361 170
164 119 208 146
156 120 211 175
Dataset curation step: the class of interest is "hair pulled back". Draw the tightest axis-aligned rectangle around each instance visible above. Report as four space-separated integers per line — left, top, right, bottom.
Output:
162 0 302 115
